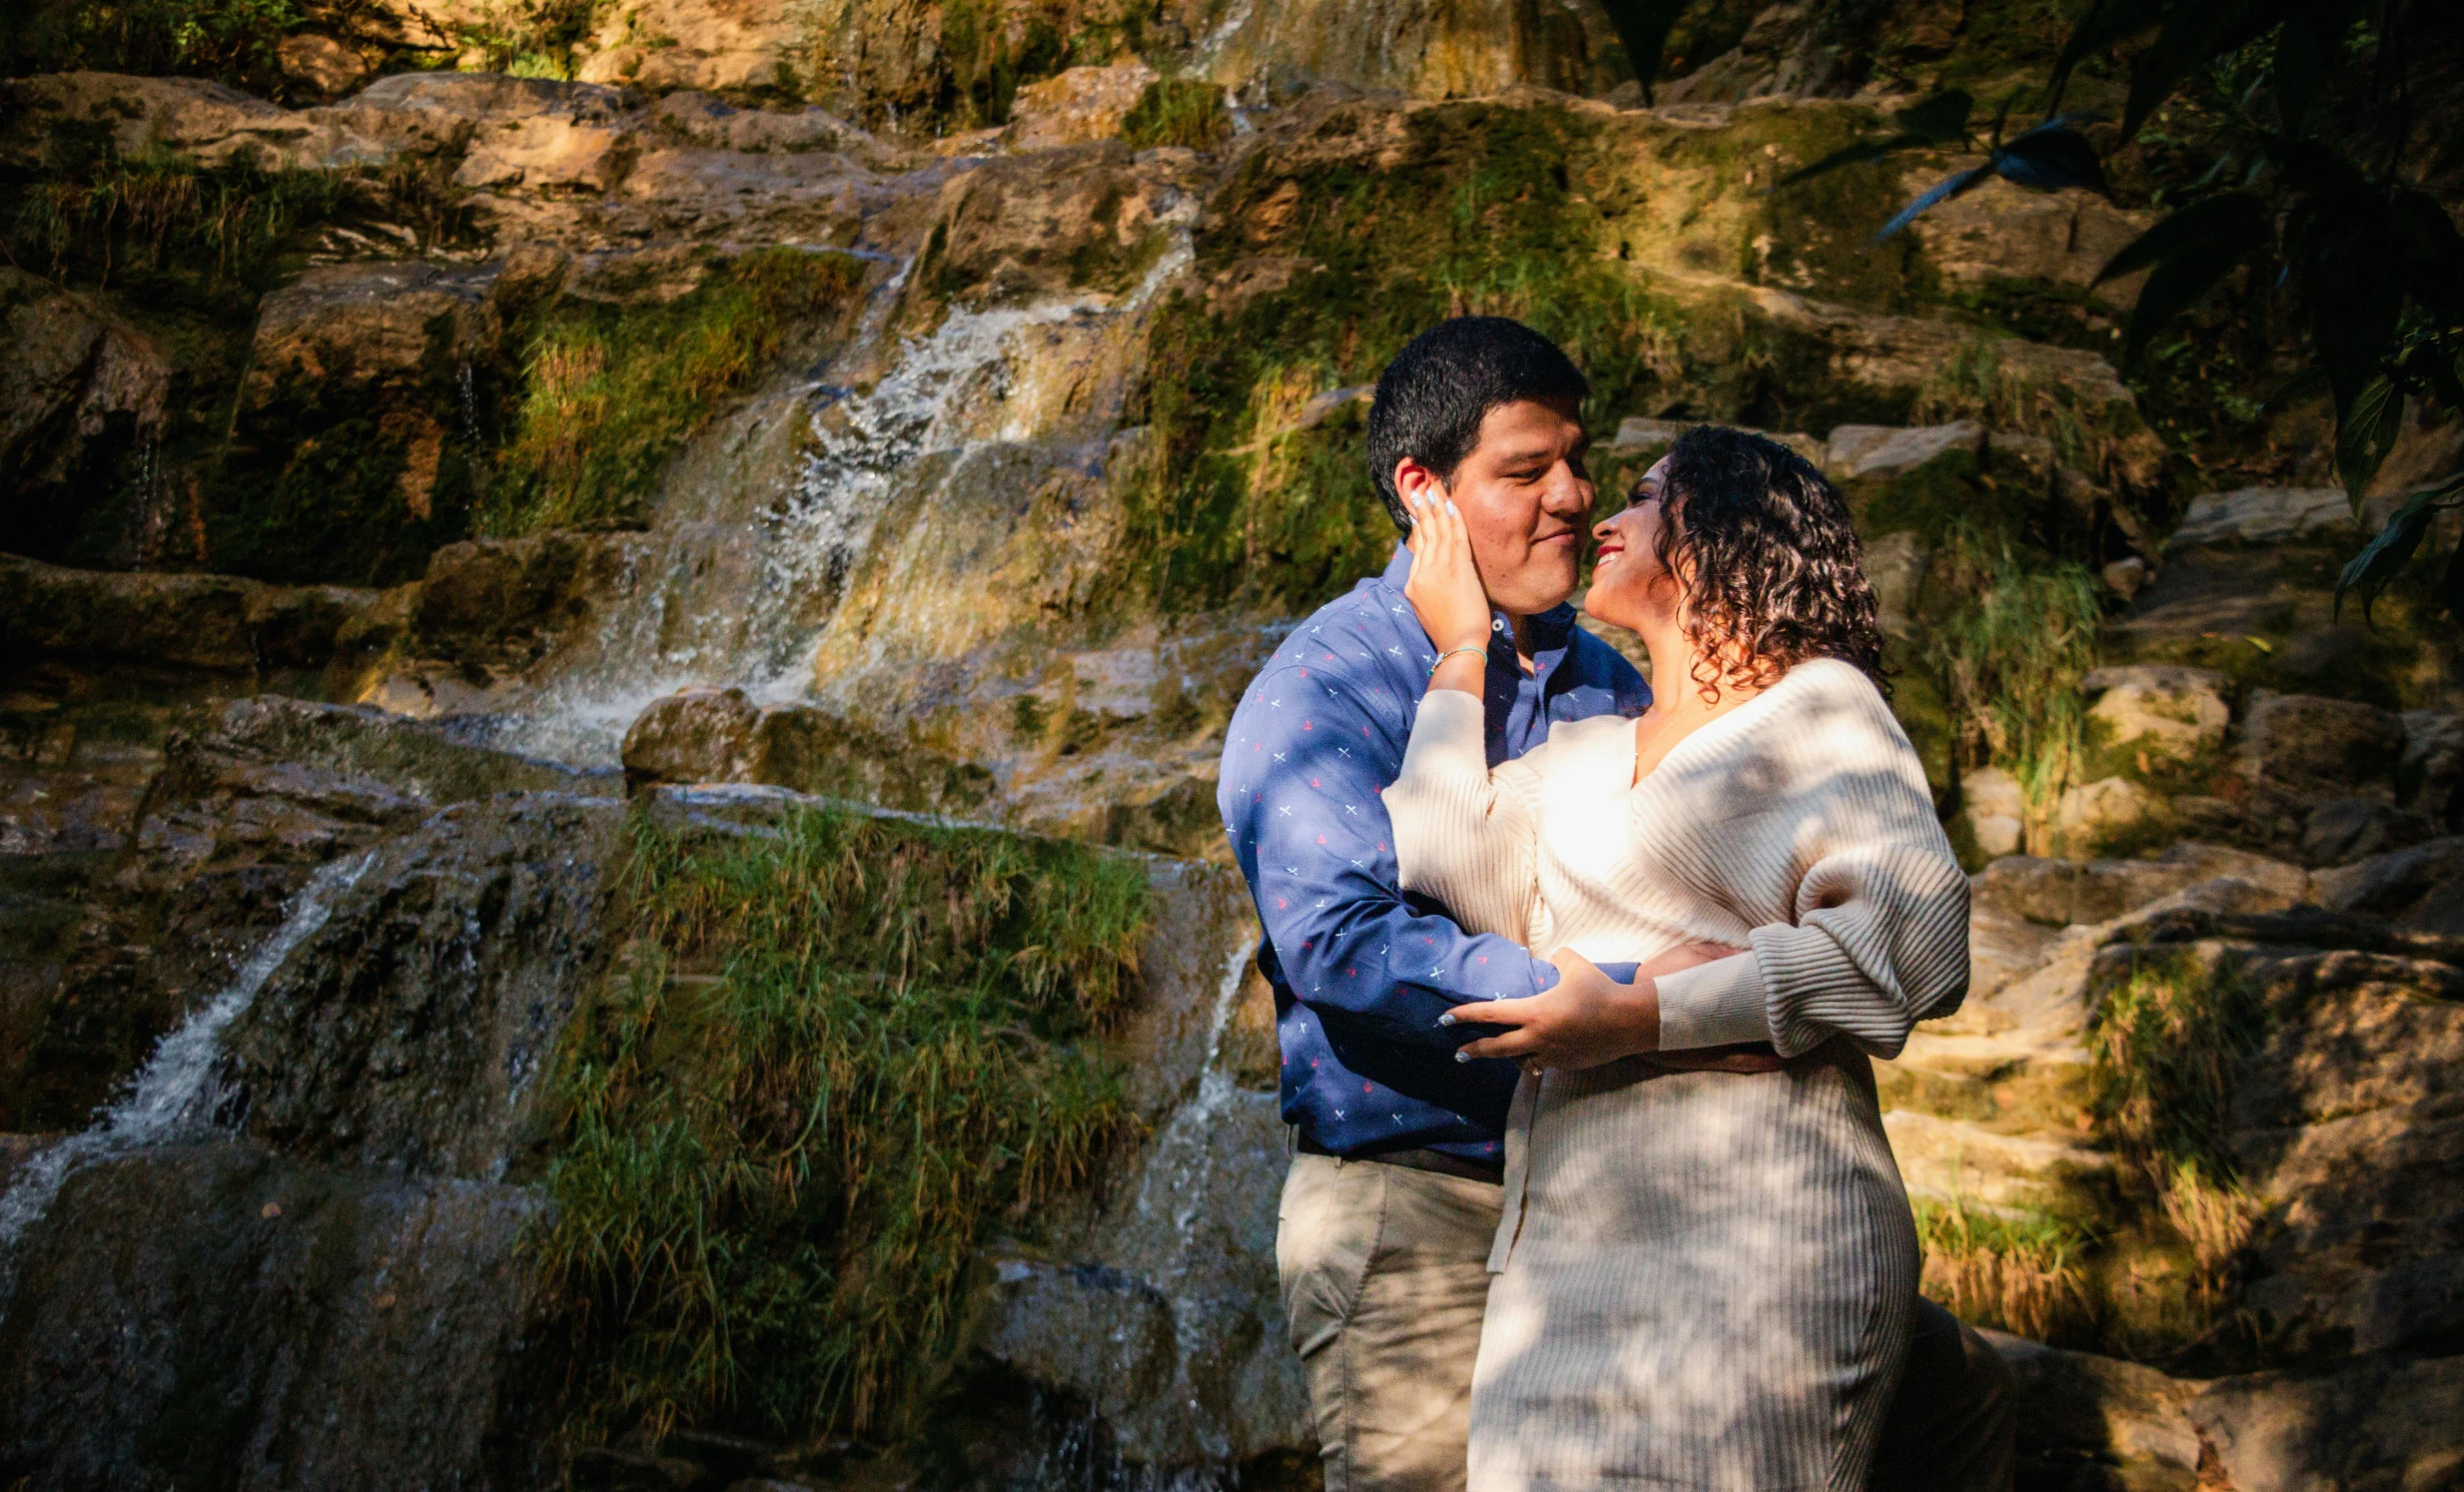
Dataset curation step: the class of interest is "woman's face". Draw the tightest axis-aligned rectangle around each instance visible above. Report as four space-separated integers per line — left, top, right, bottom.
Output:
1583 454 1679 632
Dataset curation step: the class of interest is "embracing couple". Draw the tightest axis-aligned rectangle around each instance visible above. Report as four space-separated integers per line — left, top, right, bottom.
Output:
1217 318 2015 1492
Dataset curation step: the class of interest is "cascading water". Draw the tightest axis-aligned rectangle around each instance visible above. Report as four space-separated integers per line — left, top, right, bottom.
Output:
1137 943 1263 1251
0 850 377 1308
500 230 1195 766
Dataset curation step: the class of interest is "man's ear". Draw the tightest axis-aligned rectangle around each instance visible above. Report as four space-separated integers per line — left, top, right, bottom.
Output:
1393 455 1446 503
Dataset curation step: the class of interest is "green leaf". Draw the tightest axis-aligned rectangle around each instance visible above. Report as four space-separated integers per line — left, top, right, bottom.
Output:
2294 189 2405 413
2337 373 2405 507
1992 123 2109 193
1874 163 1999 241
2438 530 2464 620
2051 0 2172 111
2104 196 2270 366
2271 17 2332 135
2389 190 2464 325
2096 191 2266 283
2124 254 2239 368
2334 488 2433 623
2123 0 2274 140
2275 140 2369 197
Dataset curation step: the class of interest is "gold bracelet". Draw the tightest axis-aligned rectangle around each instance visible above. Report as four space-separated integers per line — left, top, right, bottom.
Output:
1429 644 1488 677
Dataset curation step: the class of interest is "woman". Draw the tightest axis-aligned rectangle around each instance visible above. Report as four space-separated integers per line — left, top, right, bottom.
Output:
1384 425 1969 1492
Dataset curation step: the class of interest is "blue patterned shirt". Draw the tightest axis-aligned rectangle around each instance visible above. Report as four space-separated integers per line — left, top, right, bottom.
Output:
1217 546 1651 1161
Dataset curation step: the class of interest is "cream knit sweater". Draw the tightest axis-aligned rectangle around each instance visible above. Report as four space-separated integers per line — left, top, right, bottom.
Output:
1387 656 1971 1060
1384 657 1972 1491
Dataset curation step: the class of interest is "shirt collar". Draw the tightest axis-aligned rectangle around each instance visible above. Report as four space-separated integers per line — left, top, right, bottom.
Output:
1378 544 1584 675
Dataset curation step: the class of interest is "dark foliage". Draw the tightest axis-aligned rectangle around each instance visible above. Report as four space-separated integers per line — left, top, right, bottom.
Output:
1765 0 2464 610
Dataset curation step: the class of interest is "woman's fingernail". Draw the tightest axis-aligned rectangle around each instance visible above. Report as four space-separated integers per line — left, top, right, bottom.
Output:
1437 1013 1456 1027
1444 499 1460 515
1453 1050 1471 1064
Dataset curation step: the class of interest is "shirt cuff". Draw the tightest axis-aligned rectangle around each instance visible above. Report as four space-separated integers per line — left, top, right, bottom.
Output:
1652 953 1770 1050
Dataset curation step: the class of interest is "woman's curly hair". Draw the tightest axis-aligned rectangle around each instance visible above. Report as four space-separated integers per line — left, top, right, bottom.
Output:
1651 424 1889 701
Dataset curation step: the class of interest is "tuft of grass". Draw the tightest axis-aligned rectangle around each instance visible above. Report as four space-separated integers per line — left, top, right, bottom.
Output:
1927 528 2102 840
1121 79 1230 151
1914 1194 2091 1342
536 805 1151 1444
2088 950 2264 1182
481 248 865 534
2084 950 2270 1349
451 0 598 78
10 145 343 290
2158 1156 2262 1303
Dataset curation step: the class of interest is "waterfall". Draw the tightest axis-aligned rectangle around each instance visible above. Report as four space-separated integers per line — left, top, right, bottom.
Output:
500 231 1195 767
1137 941 1259 1248
0 851 377 1307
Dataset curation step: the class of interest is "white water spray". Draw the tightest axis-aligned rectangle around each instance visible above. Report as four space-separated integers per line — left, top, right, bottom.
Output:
0 851 377 1300
500 223 1196 766
1136 939 1261 1250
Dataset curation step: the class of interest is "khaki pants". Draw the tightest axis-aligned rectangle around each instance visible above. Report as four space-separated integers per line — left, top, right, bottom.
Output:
1275 1152 2016 1492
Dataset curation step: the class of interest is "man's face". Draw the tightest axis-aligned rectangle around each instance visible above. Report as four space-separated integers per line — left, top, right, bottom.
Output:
1433 395 1595 616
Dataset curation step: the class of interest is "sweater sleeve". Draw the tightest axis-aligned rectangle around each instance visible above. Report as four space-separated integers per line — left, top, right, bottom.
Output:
1651 672 1972 1060
1386 688 1545 945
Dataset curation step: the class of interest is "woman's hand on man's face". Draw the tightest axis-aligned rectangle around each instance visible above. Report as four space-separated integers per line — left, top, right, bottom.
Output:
1402 485 1495 654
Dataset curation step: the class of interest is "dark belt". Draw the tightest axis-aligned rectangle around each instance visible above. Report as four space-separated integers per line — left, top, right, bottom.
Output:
1296 1134 1504 1185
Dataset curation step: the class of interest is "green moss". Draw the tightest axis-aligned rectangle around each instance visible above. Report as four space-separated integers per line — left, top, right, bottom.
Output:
2090 949 2264 1182
1128 103 1693 610
538 806 1151 1443
937 0 1068 129
481 248 866 535
1059 181 1170 296
2101 541 2461 713
214 407 473 584
1911 334 2153 494
1882 643 1959 805
2068 949 2274 1364
1687 110 1936 314
1856 448 2072 556
1120 93 2075 611
1010 694 1049 740
1121 79 1230 151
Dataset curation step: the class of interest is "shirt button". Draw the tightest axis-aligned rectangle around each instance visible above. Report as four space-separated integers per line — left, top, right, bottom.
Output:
1491 618 1506 632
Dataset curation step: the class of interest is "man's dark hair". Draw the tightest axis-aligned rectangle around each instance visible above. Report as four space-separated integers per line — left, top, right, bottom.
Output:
1366 318 1590 533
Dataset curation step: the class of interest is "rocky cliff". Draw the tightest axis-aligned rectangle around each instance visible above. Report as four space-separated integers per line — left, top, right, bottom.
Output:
4 1 2463 1487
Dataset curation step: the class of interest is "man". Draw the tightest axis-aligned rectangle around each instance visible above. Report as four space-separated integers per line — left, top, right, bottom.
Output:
1216 317 2016 1492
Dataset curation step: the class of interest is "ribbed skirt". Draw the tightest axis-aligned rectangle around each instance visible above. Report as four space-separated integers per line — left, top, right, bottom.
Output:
1467 1045 1918 1492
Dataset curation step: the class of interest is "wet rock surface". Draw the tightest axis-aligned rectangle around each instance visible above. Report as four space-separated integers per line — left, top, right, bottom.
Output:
0 1142 552 1492
216 793 625 1178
